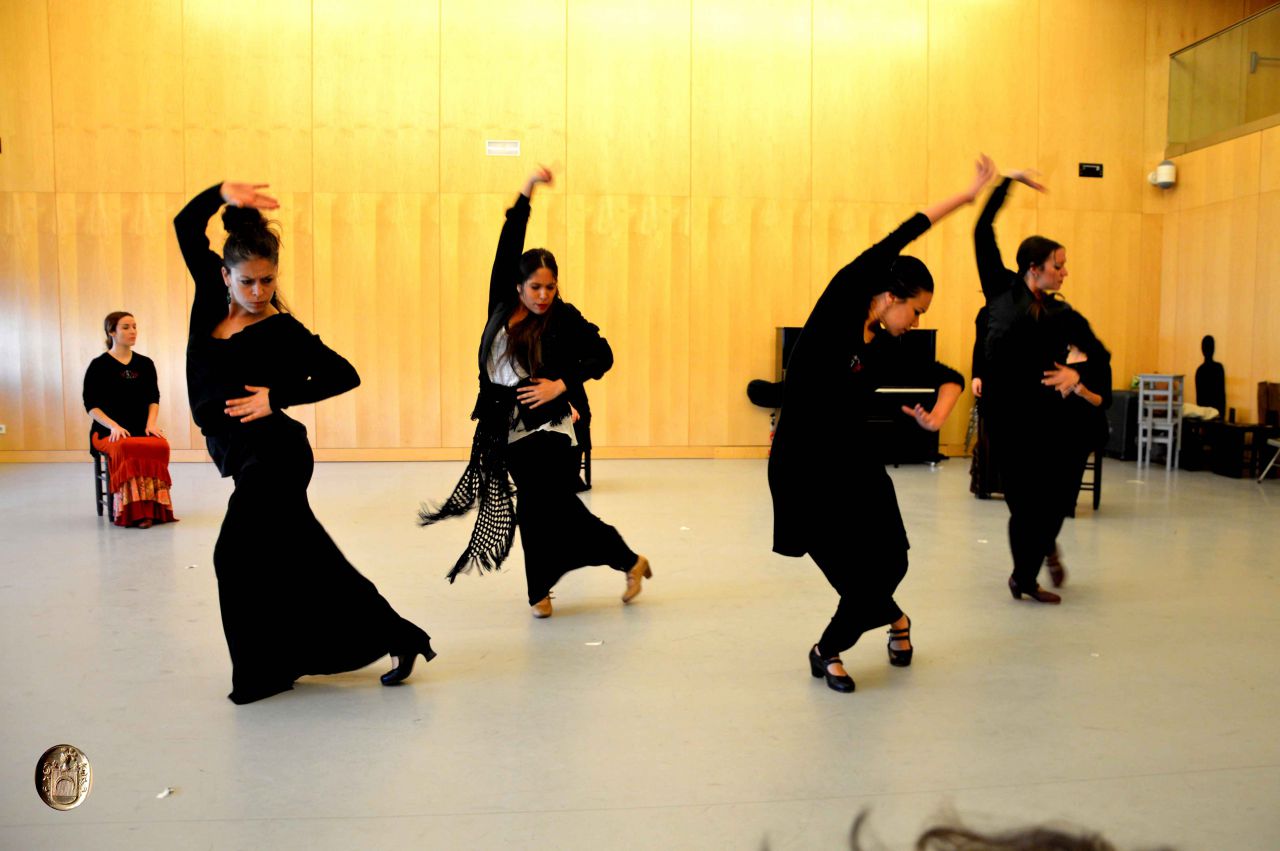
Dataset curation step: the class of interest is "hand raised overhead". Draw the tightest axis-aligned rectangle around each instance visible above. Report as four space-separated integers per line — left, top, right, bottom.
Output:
220 182 280 210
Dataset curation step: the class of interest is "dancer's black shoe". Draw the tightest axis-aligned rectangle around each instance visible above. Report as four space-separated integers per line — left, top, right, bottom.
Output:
808 645 855 693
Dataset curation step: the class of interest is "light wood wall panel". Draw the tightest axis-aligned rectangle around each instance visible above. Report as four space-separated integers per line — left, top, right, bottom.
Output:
0 193 64 449
689 198 809 446
440 0 566 196
1039 0 1147 213
812 1 927 205
48 0 184 193
1259 124 1280 190
313 0 440 194
438 193 568 447
183 0 313 194
566 195 690 447
1171 196 1259 413
0 0 55 191
1253 190 1280 398
1174 131 1260 208
928 0 1038 213
54 194 191 450
691 0 810 200
567 0 690 197
312 193 442 448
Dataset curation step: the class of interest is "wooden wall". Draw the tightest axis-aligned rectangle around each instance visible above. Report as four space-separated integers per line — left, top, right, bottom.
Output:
0 0 1275 461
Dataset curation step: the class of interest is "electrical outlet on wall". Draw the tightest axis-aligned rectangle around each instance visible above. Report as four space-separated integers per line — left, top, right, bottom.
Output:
0 424 7 434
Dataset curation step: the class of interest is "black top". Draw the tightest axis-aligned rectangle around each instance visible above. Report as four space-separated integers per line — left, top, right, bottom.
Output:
82 351 160 446
174 185 360 470
478 194 612 423
769 212 964 557
974 178 1110 421
1195 361 1226 417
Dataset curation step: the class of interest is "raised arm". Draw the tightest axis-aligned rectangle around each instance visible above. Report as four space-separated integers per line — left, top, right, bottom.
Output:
974 168 1045 301
921 154 997 225
489 167 552 316
175 182 278 336
837 155 997 287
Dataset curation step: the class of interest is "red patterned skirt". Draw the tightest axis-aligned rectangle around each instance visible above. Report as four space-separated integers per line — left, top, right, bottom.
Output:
91 434 178 527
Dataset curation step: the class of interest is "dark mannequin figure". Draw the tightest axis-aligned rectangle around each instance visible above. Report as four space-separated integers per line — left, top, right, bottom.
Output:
1195 335 1226 419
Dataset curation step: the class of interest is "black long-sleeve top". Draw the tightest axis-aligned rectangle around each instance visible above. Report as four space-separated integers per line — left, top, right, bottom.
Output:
174 185 359 455
974 178 1111 420
82 351 160 446
476 194 612 420
769 212 964 557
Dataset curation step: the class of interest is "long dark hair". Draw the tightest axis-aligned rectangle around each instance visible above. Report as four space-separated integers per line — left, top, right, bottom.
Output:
103 311 133 348
505 248 560 375
222 205 289 313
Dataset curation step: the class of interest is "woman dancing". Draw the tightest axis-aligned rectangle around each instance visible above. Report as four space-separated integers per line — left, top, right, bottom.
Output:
769 156 995 693
83 311 178 527
175 181 434 704
973 168 1111 603
421 167 648 619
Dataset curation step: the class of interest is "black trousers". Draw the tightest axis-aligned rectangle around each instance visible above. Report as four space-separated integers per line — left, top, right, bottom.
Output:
505 430 636 605
991 420 1077 591
810 541 908 658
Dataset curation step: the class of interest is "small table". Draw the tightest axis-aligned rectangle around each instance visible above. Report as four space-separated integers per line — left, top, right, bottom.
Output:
1205 421 1280 479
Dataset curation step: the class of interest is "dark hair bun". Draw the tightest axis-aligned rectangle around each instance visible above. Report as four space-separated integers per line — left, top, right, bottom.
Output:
221 205 281 267
222 204 267 235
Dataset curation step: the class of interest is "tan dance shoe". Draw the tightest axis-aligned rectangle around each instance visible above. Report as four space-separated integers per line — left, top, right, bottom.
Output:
531 596 553 618
621 555 652 603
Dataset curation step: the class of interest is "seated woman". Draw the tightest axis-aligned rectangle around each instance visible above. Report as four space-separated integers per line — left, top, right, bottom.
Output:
82 311 177 528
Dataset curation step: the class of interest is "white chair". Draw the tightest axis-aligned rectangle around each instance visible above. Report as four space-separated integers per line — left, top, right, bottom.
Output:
1136 374 1184 470
1259 438 1280 483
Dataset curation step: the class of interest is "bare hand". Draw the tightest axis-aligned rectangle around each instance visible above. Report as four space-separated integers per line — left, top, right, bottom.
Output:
225 385 273 422
972 377 983 398
1008 168 1047 193
967 154 997 201
522 166 554 197
145 425 166 439
902 403 946 432
1042 363 1080 397
220 182 279 210
108 424 131 442
569 403 581 424
517 378 566 409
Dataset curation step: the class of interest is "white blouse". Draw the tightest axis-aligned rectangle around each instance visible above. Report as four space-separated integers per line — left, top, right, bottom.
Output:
487 326 577 446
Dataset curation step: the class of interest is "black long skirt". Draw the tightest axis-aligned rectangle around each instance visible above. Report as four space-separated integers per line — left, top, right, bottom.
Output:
209 417 427 704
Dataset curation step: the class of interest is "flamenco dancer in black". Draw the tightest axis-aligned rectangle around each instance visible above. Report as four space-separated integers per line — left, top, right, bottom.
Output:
421 167 649 618
973 166 1111 603
176 181 435 704
769 156 996 693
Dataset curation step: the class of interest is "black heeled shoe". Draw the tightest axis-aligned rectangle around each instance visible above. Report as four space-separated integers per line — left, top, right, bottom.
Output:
1008 577 1061 604
808 645 855 693
381 630 437 686
887 616 913 667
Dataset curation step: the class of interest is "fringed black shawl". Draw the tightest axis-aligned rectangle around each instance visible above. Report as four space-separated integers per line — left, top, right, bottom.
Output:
419 383 571 582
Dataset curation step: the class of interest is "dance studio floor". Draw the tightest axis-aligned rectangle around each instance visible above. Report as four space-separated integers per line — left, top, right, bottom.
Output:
1 457 1277 849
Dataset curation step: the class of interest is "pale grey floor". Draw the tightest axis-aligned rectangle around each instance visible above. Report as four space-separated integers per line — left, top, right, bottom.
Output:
1 457 1278 850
